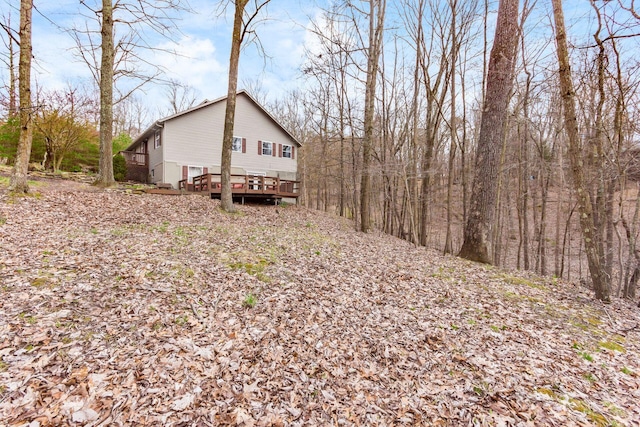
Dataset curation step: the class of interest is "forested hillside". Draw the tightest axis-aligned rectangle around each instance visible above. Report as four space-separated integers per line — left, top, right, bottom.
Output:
1 178 639 425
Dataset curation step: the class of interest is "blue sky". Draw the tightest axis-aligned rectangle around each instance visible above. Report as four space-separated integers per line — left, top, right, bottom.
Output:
0 0 323 114
0 0 621 122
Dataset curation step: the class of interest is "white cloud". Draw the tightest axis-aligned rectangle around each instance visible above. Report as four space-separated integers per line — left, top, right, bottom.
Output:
153 35 225 92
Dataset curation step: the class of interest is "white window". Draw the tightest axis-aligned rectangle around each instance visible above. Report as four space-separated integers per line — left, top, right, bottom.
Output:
188 166 203 183
282 144 292 158
154 131 161 149
232 136 243 152
262 141 273 156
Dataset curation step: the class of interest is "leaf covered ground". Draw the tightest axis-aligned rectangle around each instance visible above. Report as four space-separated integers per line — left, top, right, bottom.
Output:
1 181 639 426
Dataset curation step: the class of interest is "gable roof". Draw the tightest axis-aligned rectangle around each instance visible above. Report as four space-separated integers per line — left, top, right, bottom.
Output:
126 90 302 151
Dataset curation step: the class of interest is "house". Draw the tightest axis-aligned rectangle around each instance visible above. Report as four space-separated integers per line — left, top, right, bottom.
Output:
122 90 301 202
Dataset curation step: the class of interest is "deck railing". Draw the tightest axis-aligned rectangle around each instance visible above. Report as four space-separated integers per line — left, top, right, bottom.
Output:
179 173 299 198
121 151 148 166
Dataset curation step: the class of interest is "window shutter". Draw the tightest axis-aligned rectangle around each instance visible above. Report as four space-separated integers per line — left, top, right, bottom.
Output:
242 138 246 153
258 140 262 155
272 143 276 157
291 146 295 160
278 144 282 157
203 167 208 175
182 165 188 180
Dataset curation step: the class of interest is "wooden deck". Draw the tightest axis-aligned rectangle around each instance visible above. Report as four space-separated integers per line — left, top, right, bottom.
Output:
179 174 300 200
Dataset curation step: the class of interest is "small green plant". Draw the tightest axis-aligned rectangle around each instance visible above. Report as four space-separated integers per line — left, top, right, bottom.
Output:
228 258 272 283
0 215 6 225
243 293 258 308
90 227 98 234
0 360 8 372
583 372 597 383
621 366 634 376
174 315 188 326
472 382 490 396
450 324 459 331
152 321 163 331
579 352 594 362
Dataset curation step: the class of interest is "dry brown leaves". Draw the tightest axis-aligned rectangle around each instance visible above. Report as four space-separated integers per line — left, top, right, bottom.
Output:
0 182 639 426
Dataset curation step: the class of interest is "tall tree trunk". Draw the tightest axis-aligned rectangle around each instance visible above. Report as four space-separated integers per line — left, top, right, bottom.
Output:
444 0 458 255
360 0 386 232
4 13 18 118
94 0 115 187
8 0 33 193
551 0 611 302
458 0 519 263
220 0 248 213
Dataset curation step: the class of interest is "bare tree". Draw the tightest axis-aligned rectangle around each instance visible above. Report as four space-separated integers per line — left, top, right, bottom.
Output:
458 0 519 263
164 78 198 115
0 12 18 118
551 0 611 301
70 0 189 186
360 0 386 232
8 0 33 193
220 0 271 213
94 0 115 186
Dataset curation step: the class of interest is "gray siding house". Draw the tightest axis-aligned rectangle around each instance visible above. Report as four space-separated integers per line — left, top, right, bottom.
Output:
123 91 301 199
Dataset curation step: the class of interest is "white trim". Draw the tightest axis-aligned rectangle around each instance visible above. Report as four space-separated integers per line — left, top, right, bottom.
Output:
187 165 203 183
247 171 266 190
232 136 243 152
282 144 292 158
261 140 273 156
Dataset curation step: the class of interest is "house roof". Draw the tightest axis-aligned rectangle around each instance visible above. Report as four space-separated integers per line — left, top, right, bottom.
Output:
126 90 302 151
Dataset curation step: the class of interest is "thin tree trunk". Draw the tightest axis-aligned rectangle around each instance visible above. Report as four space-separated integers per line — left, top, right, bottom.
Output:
360 0 386 233
3 13 18 118
94 0 115 187
551 0 611 301
9 0 33 193
220 0 248 213
444 0 458 255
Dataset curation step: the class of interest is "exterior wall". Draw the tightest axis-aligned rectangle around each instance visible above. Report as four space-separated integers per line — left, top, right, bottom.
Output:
231 95 298 176
148 134 164 184
161 93 298 188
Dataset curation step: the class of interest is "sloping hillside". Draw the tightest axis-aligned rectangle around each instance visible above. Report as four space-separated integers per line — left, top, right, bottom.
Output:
1 179 639 426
